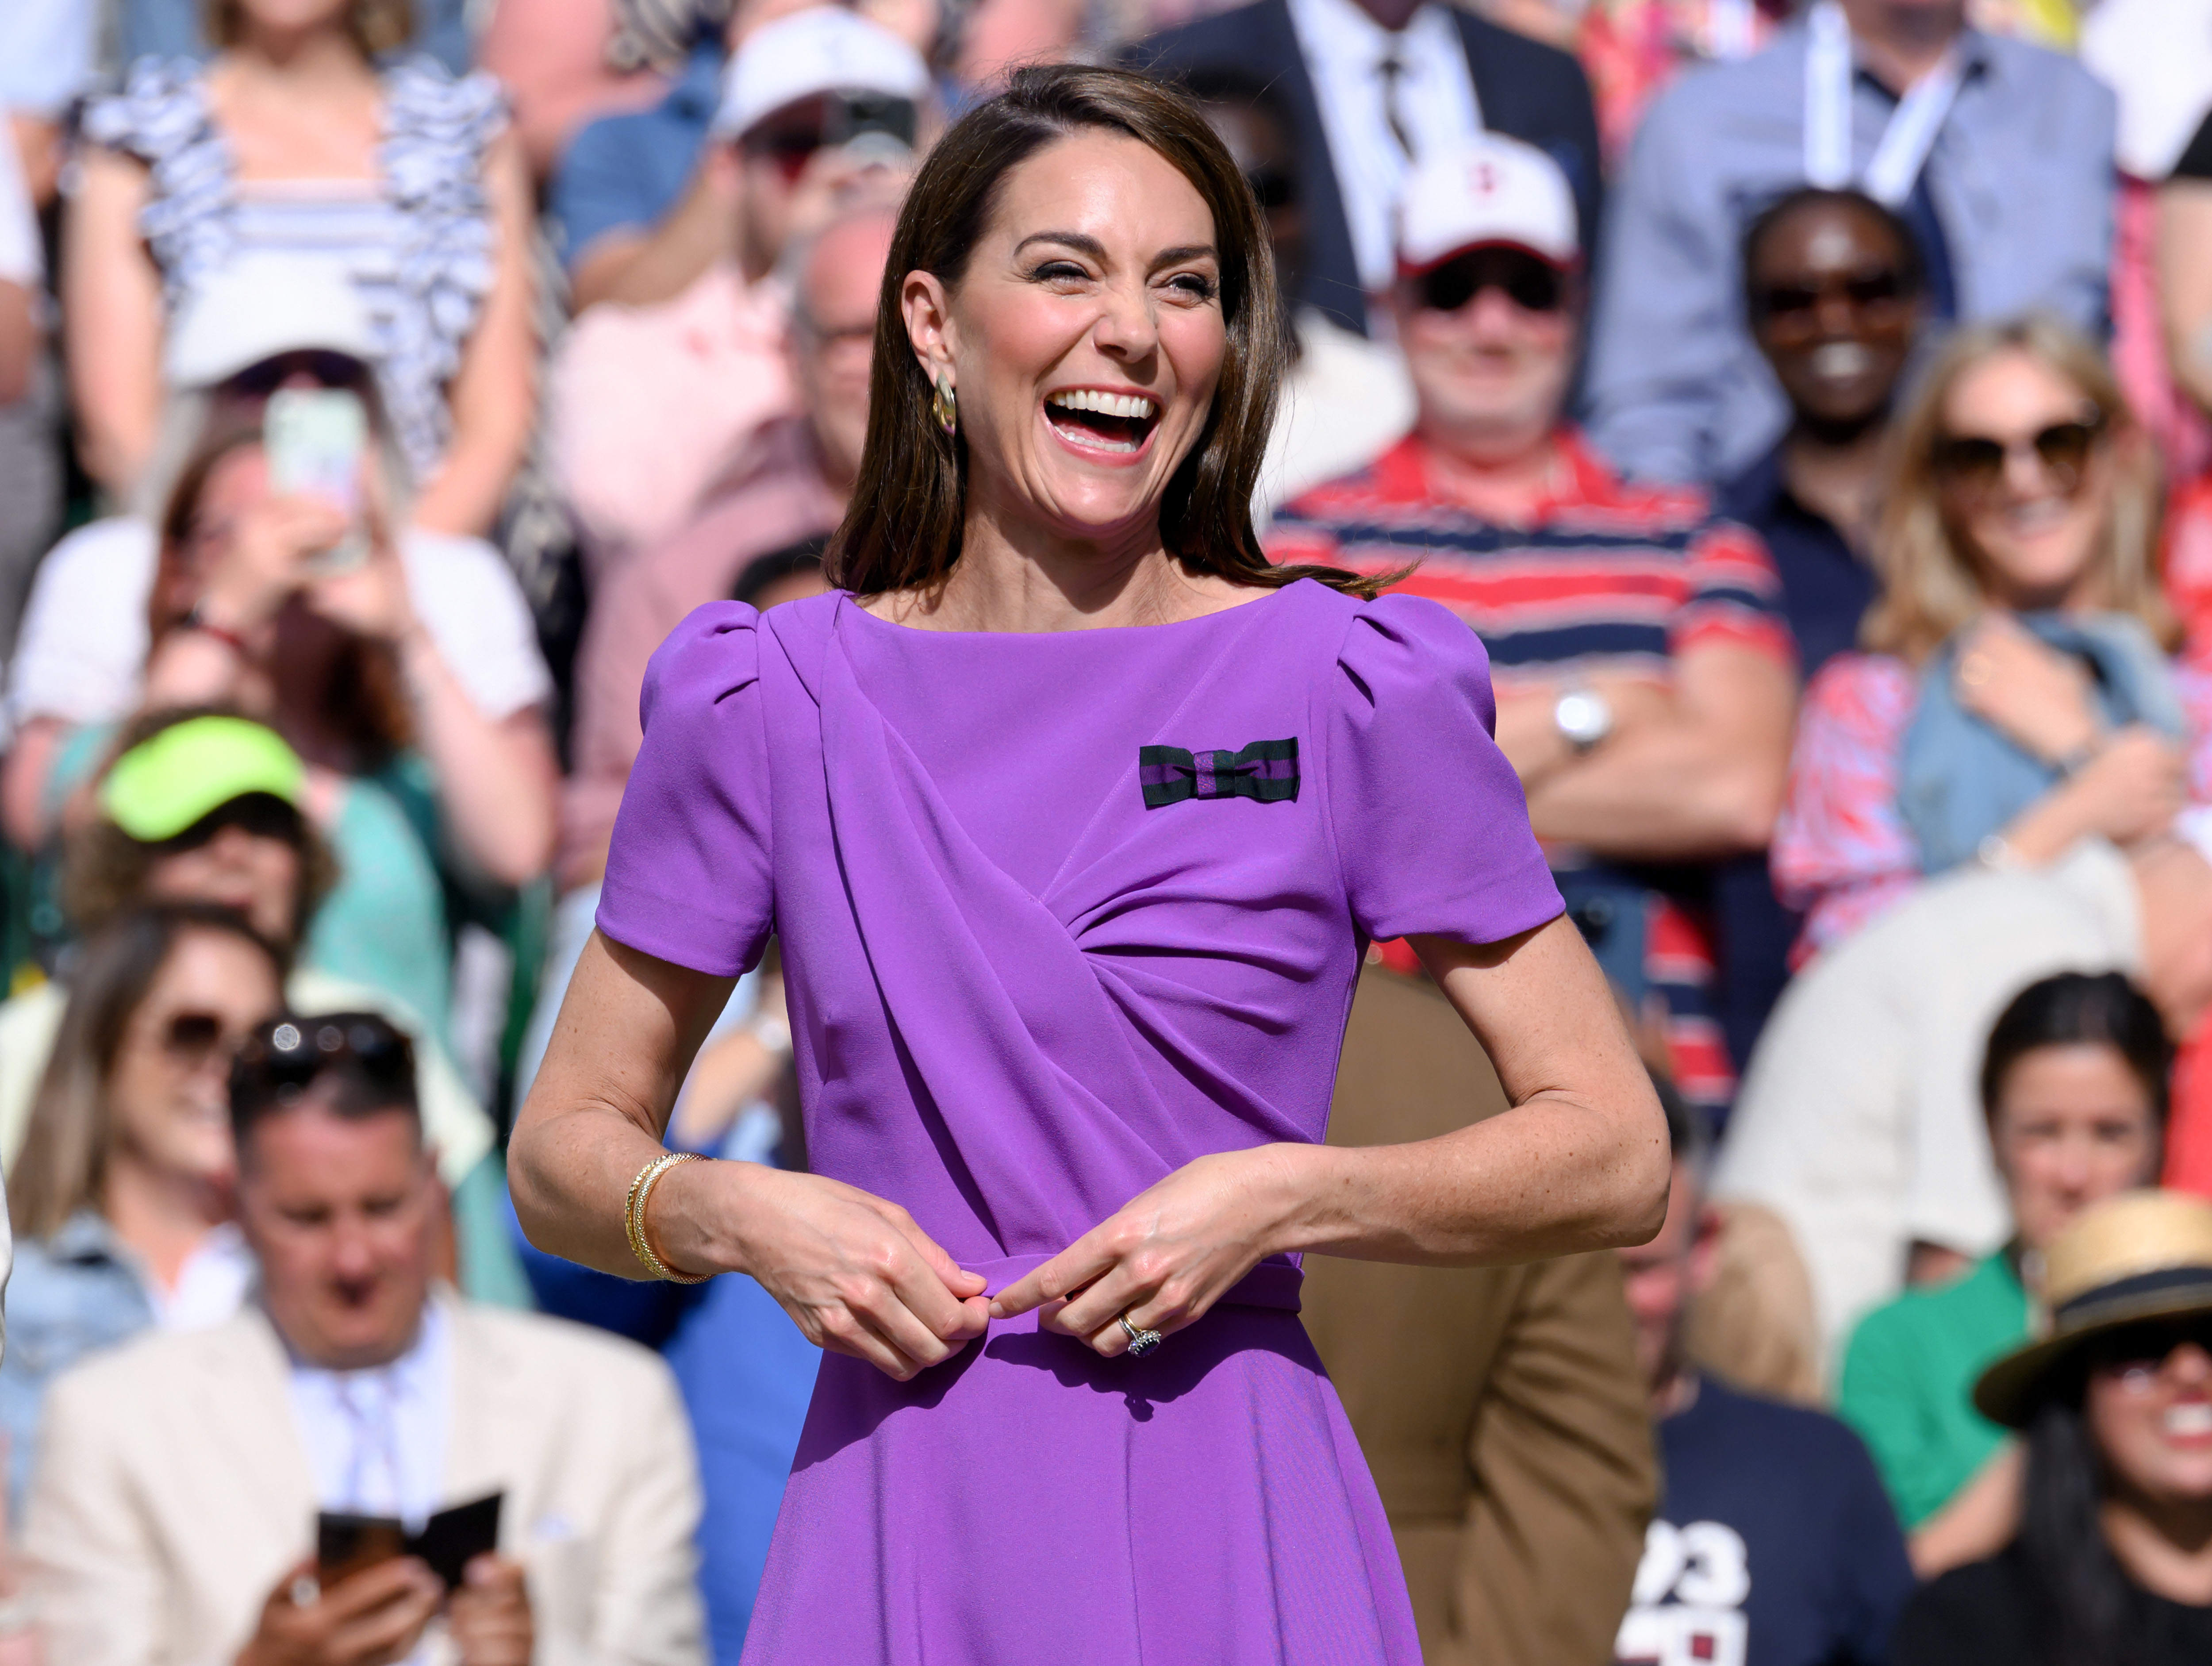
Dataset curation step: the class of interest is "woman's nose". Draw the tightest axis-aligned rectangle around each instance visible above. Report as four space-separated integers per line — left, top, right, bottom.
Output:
1091 281 1160 359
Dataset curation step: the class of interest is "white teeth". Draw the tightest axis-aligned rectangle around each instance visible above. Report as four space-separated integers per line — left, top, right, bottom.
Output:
1047 389 1157 420
1809 342 1873 378
2165 1403 2212 1437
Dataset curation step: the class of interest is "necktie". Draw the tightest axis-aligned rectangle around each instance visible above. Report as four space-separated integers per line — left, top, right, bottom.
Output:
336 1373 402 1514
1378 47 1416 160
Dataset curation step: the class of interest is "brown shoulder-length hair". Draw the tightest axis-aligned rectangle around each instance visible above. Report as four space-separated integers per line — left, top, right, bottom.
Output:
204 0 413 56
153 420 413 768
830 63 1382 601
8 904 286 1242
1863 314 2174 664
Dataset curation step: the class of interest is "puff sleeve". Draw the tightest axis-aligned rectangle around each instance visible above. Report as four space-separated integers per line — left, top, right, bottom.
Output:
1326 594 1563 946
595 603 776 978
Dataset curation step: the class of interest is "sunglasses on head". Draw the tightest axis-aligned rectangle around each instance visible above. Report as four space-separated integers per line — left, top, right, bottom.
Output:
1752 269 1909 323
1931 410 2105 500
220 351 373 400
1415 248 1567 317
230 1012 415 1112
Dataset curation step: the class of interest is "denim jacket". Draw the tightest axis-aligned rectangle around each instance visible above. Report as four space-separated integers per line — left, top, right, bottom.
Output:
0 1213 156 1516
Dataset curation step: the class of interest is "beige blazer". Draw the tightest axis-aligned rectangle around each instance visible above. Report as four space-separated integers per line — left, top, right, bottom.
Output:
23 1291 706 1666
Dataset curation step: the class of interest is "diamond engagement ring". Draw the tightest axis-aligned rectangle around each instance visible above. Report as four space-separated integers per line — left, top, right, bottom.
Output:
1118 1314 1164 1358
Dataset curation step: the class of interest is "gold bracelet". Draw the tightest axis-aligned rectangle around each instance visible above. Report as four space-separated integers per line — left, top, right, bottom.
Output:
624 1152 711 1284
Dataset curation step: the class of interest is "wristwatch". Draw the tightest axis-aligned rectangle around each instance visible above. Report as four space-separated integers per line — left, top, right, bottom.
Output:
1553 687 1614 754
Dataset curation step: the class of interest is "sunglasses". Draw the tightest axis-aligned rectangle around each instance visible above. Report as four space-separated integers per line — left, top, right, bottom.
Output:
1931 411 2105 500
231 1012 415 1112
1752 269 1909 323
2092 1318 2212 1387
742 92 918 186
1415 249 1566 317
154 1009 257 1069
220 351 373 400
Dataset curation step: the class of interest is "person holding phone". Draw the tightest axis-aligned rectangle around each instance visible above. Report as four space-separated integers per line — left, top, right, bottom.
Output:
118 416 559 1030
23 1012 705 1666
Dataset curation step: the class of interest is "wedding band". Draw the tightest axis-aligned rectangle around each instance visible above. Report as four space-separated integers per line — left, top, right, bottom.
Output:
1118 1313 1164 1358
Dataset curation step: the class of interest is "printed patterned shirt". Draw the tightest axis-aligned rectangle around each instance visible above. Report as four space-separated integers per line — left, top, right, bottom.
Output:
1268 429 1791 1112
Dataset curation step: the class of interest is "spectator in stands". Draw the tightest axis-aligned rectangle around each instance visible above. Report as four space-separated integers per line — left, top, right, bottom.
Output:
89 418 557 1031
22 1010 707 1666
555 204 880 944
1129 0 1601 340
546 8 924 559
68 0 535 536
480 0 687 183
1708 184 1926 1067
1268 136 1795 1118
0 114 54 662
554 5 928 312
1585 0 2116 485
1839 973 2169 1578
1612 1081 1914 1666
0 0 97 205
2163 108 2212 426
1719 823 2212 1359
0 905 285 1513
0 712 521 1304
1306 958 1655 1666
1894 1189 2212 1665
1773 317 2189 962
2 260 556 911
1181 69 1414 523
1574 0 1779 163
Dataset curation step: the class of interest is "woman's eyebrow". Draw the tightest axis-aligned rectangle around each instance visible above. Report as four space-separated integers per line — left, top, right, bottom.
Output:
1150 244 1218 269
1014 231 1108 260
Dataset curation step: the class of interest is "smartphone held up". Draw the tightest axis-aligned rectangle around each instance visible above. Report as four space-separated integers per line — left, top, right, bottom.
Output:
265 387 373 577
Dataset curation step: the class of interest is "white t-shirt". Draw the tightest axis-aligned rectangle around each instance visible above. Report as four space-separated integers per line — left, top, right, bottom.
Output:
0 122 40 289
0 0 98 120
5 516 553 739
1715 840 2139 1364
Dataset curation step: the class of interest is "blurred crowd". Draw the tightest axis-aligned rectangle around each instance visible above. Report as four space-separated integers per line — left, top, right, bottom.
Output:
3 0 2212 1661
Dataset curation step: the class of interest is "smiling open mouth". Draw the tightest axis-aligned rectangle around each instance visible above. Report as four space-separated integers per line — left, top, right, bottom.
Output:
1045 389 1160 455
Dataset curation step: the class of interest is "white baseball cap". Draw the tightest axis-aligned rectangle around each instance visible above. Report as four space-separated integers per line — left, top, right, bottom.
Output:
164 251 378 390
713 8 931 140
1396 134 1579 275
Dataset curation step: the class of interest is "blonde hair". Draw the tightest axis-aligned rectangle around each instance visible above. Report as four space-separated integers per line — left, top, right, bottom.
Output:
1862 314 2173 665
204 0 415 57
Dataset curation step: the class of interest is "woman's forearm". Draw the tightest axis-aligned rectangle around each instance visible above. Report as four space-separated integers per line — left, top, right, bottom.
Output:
400 633 557 885
1266 1083 1666 1265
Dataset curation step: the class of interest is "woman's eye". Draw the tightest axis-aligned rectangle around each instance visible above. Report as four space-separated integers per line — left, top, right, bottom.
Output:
1165 273 1217 302
1032 261 1090 285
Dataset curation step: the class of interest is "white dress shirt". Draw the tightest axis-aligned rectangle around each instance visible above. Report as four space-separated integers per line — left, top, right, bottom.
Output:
1286 0 1485 294
286 1298 453 1533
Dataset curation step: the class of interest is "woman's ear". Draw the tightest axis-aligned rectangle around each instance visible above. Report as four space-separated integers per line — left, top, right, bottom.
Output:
901 269 957 386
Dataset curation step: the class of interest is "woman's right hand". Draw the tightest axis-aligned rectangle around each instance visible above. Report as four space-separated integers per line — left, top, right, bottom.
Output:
195 496 352 635
2058 726 2188 846
1954 613 2102 766
662 1161 991 1381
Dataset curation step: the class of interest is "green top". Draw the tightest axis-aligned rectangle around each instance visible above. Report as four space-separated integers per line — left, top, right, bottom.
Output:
1838 1250 2032 1527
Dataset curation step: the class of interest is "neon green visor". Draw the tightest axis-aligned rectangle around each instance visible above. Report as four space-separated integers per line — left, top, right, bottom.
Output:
100 716 308 843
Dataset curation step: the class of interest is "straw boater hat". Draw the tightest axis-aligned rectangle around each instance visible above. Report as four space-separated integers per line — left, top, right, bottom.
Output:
1974 1190 2212 1429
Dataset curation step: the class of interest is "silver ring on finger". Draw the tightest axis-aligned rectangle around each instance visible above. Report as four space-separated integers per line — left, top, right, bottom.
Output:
1118 1312 1164 1358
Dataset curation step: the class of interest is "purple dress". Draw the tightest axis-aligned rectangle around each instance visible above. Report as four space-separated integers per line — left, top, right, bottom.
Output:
599 579 1562 1664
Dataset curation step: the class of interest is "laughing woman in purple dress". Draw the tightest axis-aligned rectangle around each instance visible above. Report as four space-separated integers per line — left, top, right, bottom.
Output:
512 65 1666 1666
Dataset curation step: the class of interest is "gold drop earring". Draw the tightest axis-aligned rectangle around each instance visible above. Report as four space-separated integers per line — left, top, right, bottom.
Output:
933 373 958 435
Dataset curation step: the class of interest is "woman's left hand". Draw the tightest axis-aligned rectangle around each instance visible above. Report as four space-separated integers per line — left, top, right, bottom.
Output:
1954 613 2101 765
989 1146 1308 1356
305 508 419 647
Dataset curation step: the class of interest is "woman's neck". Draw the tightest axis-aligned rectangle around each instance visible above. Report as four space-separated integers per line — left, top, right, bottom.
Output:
219 26 376 89
2103 1494 2212 1607
100 1147 232 1293
1782 420 1887 554
878 496 1260 633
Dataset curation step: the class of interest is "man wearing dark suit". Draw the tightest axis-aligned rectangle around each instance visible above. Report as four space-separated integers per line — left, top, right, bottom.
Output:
1129 0 1601 337
1302 963 1656 1666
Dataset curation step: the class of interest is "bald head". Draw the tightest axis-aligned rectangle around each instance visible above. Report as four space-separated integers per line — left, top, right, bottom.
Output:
791 208 897 490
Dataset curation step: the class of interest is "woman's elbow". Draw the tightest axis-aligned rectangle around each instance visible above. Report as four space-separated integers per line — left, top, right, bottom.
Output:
1593 1099 1672 1249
